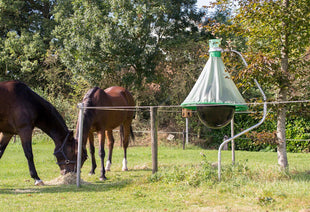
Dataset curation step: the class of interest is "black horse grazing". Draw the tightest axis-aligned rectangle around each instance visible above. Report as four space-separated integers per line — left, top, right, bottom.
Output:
0 81 77 185
76 86 135 181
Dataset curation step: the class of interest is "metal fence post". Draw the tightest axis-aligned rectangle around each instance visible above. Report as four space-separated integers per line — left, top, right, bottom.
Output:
77 103 84 187
231 118 235 165
186 117 189 145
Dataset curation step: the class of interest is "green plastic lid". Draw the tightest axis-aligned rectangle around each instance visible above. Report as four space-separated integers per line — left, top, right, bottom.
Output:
209 39 222 57
209 39 221 49
210 51 221 57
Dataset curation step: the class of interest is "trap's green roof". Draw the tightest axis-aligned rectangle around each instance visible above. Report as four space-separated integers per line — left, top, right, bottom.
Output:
181 40 248 112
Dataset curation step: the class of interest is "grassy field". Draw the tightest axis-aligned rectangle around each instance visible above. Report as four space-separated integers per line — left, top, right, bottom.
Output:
0 134 309 211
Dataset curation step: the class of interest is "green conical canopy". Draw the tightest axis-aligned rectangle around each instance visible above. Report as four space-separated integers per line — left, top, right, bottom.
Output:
181 39 247 112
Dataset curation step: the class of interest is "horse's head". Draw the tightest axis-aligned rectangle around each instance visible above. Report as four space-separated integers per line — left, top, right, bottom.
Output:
54 131 77 175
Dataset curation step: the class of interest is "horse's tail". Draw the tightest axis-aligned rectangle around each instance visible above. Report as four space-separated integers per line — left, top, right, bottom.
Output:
130 125 135 143
120 125 124 147
124 89 135 145
119 124 135 147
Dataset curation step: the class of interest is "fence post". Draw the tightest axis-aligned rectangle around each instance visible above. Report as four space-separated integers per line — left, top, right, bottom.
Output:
77 103 84 187
150 106 158 174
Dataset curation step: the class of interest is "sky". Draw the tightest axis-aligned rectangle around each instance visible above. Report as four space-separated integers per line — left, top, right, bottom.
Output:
196 0 213 9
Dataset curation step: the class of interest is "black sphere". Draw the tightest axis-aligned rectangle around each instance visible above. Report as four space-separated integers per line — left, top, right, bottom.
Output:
197 105 235 129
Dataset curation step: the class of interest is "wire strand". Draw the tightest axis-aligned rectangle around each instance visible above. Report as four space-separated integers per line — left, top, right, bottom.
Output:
77 99 310 110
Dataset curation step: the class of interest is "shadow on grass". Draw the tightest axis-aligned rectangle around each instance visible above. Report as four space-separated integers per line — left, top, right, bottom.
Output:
0 167 154 195
0 178 133 195
290 170 310 181
124 168 152 172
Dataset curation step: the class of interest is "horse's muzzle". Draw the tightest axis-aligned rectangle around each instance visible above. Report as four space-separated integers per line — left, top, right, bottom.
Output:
60 165 77 175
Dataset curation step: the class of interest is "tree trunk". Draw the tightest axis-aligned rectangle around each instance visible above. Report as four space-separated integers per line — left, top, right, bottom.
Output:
276 94 288 169
277 0 289 170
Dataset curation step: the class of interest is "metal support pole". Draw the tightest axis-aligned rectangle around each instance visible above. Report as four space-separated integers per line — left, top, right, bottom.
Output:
185 117 189 145
223 49 248 67
77 103 84 187
231 117 235 165
151 107 158 174
218 79 267 181
182 130 185 150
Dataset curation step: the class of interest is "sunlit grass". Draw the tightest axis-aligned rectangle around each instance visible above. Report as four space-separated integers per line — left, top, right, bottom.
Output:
0 134 309 211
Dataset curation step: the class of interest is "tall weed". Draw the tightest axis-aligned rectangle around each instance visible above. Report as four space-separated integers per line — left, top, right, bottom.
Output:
148 153 293 187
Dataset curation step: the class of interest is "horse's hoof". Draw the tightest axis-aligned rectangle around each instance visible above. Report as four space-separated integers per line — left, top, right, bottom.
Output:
105 168 110 172
122 168 128 171
88 171 95 176
99 177 107 181
35 180 44 186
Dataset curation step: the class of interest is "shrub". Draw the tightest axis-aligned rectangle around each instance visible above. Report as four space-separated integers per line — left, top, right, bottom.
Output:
200 116 309 153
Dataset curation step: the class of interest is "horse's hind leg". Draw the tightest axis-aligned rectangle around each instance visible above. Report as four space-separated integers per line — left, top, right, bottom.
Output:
19 128 43 185
0 133 13 158
122 124 131 171
88 131 97 175
98 130 107 180
105 130 114 171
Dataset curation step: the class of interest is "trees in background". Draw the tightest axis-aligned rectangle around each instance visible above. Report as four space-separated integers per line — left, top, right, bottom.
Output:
53 0 203 106
206 0 310 168
0 0 75 96
0 0 55 85
0 0 206 124
0 0 309 155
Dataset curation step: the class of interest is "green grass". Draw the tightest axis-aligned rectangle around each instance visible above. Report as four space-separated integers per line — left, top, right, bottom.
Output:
0 134 310 211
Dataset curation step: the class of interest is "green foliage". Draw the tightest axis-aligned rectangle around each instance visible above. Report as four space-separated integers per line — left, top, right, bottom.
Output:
286 117 310 152
234 138 277 152
0 0 309 157
0 0 57 86
148 152 293 187
286 117 310 141
193 113 309 153
0 31 46 84
206 0 310 103
53 0 203 104
203 0 310 168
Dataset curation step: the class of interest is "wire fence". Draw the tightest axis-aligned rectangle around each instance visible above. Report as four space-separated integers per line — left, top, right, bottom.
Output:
73 99 310 144
76 99 310 110
24 99 309 144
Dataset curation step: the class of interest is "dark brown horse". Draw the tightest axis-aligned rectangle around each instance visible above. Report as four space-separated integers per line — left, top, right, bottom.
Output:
0 81 77 185
76 86 135 181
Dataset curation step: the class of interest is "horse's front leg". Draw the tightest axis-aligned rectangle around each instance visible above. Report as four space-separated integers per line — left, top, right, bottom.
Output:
19 128 43 185
0 133 13 159
88 131 97 175
105 130 115 171
98 130 107 181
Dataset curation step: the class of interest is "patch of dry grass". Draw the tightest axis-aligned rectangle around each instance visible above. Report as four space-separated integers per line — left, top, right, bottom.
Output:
45 172 89 185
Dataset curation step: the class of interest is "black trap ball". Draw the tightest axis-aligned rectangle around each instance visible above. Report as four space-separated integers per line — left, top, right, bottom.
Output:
197 105 235 129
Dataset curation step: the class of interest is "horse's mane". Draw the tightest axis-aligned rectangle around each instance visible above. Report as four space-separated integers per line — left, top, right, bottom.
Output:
15 81 68 132
83 87 100 106
75 87 100 138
